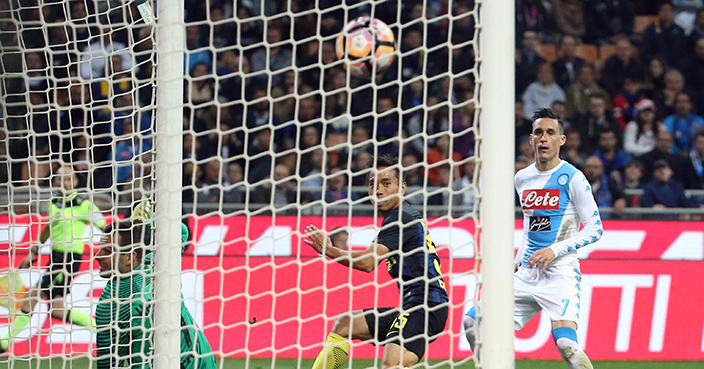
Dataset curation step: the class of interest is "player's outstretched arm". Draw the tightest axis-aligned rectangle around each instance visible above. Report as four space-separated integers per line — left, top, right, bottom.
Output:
304 224 388 272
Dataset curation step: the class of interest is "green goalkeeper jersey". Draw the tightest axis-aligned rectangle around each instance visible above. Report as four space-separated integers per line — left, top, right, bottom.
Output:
48 194 106 254
95 224 215 369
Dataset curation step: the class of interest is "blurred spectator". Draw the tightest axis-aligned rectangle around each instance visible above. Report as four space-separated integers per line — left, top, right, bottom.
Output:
338 127 373 169
428 165 461 211
24 52 49 92
79 24 135 80
329 227 349 250
560 127 587 170
575 93 621 154
427 134 463 186
402 153 424 187
552 35 585 91
250 26 293 87
678 38 704 96
653 69 688 120
47 23 75 80
662 92 704 154
593 129 633 177
516 30 546 95
252 163 298 206
400 27 425 80
69 1 93 50
517 135 536 165
186 62 215 107
455 158 478 210
301 148 325 195
196 159 229 203
452 96 476 158
324 167 359 209
642 56 669 99
247 128 276 184
600 35 644 99
451 3 475 43
402 74 425 111
206 123 244 161
209 4 236 48
515 100 533 147
584 156 627 219
92 55 133 105
551 0 585 38
297 96 322 138
225 162 246 203
515 0 552 42
565 63 610 119
376 97 401 155
551 100 574 128
236 6 263 47
639 160 700 210
350 151 373 193
639 130 686 183
583 0 635 45
612 76 646 129
109 120 148 186
185 25 212 75
689 9 704 45
300 125 321 151
623 160 646 207
522 63 566 119
246 87 286 148
217 50 250 104
683 131 704 189
642 3 688 66
624 99 664 156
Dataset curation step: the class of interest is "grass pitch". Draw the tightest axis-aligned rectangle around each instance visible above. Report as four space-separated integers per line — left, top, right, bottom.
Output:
1 358 701 369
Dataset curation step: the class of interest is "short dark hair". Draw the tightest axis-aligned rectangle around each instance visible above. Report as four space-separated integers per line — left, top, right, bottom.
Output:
531 108 565 134
103 220 150 261
374 154 403 182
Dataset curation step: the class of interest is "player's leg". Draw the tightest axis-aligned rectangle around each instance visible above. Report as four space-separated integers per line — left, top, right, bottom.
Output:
46 253 92 327
381 304 448 369
552 320 593 369
462 306 478 352
311 308 383 369
0 285 42 353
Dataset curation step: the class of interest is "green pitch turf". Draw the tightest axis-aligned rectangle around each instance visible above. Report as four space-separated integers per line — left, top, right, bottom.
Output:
1 357 701 369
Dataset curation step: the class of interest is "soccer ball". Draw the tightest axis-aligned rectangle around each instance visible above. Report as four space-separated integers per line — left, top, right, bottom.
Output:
335 17 396 79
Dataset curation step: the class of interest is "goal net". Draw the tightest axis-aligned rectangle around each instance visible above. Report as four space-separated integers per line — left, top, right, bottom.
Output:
0 0 514 368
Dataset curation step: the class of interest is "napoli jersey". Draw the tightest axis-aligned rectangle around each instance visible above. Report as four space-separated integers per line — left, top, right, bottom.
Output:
375 201 449 306
514 161 603 266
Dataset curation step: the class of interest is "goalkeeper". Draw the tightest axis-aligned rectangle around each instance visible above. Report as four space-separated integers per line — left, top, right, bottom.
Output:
1 165 104 354
305 155 449 369
94 200 215 369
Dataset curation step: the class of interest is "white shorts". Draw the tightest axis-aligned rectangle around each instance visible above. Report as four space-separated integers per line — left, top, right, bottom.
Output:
513 262 582 330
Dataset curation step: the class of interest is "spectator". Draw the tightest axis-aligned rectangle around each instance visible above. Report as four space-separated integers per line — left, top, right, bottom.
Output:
642 55 669 99
583 0 634 45
612 76 646 130
300 125 321 151
427 134 463 186
452 96 476 158
551 0 585 38
560 127 587 170
515 0 552 42
515 100 533 151
653 69 688 120
565 63 610 119
250 26 293 87
662 92 704 154
23 52 49 92
301 148 325 194
376 97 401 155
677 38 704 95
185 25 212 75
209 4 236 48
217 50 250 104
455 158 478 210
186 62 214 107
235 6 263 47
642 3 688 66
624 99 664 156
517 135 535 165
79 24 136 80
337 126 373 169
638 130 686 183
428 165 462 212
324 167 359 216
401 153 424 187
247 128 276 184
350 151 373 198
196 159 230 203
252 164 298 207
515 30 546 95
109 120 146 186
593 129 633 177
583 156 627 219
639 160 700 210
400 27 425 80
552 35 585 90
575 93 622 154
600 35 644 99
246 87 286 148
551 100 574 128
689 9 704 46
683 131 704 189
622 160 646 207
225 162 246 204
522 63 566 120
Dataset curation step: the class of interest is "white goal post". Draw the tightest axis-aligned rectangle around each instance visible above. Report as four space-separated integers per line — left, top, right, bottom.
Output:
0 0 515 368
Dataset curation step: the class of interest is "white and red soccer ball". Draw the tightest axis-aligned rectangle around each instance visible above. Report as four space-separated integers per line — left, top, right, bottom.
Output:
335 16 396 79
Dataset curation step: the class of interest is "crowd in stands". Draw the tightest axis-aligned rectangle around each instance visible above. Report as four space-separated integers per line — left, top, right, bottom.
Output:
2 0 704 217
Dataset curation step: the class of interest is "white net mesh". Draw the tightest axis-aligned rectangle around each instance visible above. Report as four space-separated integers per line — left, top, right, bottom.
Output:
0 0 486 367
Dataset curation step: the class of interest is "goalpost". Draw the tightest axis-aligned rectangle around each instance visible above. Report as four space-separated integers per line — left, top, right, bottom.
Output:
0 0 514 368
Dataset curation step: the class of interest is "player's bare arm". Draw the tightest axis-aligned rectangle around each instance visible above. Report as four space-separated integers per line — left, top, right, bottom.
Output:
305 224 389 272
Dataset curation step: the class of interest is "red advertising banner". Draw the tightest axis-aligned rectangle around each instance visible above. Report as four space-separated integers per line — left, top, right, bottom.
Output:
1 215 703 360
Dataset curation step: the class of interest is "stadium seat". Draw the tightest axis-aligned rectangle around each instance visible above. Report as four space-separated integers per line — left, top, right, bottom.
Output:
634 15 657 37
538 44 556 63
575 44 597 66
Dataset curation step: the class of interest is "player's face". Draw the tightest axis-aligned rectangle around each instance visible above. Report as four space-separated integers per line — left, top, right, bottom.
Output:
96 234 134 278
368 167 406 214
530 118 565 165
